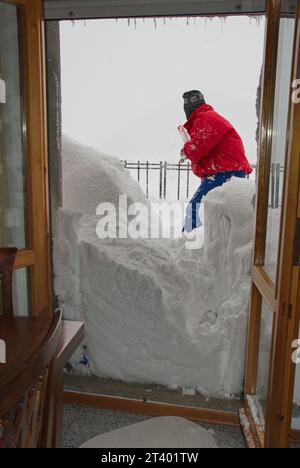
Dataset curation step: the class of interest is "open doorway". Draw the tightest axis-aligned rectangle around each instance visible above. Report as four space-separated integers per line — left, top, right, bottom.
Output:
46 11 266 417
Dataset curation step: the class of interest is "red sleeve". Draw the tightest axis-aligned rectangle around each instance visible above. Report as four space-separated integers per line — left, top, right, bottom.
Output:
183 112 231 164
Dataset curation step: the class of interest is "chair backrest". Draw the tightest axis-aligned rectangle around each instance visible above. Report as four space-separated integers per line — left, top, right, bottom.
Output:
0 310 62 448
0 248 17 316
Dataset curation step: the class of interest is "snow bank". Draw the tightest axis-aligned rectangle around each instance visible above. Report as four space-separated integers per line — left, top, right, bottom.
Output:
55 137 255 397
62 136 147 214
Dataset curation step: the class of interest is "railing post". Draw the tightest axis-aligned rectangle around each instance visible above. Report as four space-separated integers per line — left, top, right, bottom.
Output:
146 161 149 198
187 162 190 199
177 162 181 200
163 161 167 199
159 161 163 199
137 161 140 183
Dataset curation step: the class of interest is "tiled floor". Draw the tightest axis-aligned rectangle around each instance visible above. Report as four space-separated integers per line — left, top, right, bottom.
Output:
62 404 246 449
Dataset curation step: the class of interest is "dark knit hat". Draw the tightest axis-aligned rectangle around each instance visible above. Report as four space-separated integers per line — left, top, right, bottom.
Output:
183 90 206 119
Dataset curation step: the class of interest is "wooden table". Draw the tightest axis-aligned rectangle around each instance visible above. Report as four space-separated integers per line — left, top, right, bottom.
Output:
0 316 84 447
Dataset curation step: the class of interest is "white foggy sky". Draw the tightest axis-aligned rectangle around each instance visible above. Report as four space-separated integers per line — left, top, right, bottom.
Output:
60 16 265 164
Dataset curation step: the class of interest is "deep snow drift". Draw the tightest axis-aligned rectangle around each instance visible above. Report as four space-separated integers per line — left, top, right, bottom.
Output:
55 136 255 397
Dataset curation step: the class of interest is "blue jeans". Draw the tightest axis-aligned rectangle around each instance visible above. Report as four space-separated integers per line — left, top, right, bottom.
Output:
183 171 247 232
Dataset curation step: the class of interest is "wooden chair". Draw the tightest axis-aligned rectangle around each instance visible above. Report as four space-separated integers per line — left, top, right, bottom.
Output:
0 248 17 316
0 310 62 448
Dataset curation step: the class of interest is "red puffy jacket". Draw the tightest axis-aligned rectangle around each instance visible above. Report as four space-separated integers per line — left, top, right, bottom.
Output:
183 104 252 179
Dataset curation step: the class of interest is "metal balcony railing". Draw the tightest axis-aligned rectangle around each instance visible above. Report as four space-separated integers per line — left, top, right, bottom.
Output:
122 160 283 208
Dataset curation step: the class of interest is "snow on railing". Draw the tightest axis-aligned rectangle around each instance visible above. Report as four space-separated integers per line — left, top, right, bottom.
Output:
122 160 283 207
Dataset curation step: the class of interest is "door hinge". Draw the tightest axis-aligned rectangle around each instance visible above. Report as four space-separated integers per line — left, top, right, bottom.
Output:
293 218 300 266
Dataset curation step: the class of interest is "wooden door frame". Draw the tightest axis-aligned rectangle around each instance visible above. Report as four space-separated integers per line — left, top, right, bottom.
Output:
1 0 51 318
245 0 300 448
245 0 282 401
266 0 300 445
43 0 300 440
43 1 272 432
277 10 300 445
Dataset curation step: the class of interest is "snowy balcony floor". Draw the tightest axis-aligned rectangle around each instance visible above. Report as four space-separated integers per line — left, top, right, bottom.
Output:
64 374 242 413
62 404 246 449
62 402 300 448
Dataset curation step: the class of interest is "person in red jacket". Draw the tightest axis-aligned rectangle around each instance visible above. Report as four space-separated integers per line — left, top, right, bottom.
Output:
180 90 252 232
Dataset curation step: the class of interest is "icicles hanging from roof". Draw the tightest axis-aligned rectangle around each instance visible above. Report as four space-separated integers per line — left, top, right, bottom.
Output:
249 15 264 27
123 16 192 30
203 17 215 29
66 13 264 30
122 15 263 31
220 16 227 33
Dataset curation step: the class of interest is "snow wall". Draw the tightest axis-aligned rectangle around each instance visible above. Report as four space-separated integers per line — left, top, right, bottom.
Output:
55 136 256 398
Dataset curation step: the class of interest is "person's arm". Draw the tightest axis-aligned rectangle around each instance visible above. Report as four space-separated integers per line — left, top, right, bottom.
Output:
183 112 231 164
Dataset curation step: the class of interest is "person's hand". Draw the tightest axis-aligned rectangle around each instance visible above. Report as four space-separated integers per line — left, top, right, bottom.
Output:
179 149 187 163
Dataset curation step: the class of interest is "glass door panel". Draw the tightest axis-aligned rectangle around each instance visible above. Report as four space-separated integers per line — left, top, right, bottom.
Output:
12 267 30 317
0 266 30 316
0 0 51 318
252 300 274 432
0 1 28 250
244 0 300 448
264 12 296 281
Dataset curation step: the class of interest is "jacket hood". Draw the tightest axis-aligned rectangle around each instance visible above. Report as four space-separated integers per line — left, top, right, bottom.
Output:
183 104 214 133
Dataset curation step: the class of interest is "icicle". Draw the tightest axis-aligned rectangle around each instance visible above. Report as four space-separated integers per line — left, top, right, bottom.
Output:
220 16 227 33
250 15 263 27
127 18 131 27
186 17 189 26
163 17 166 26
134 18 137 29
153 17 157 30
